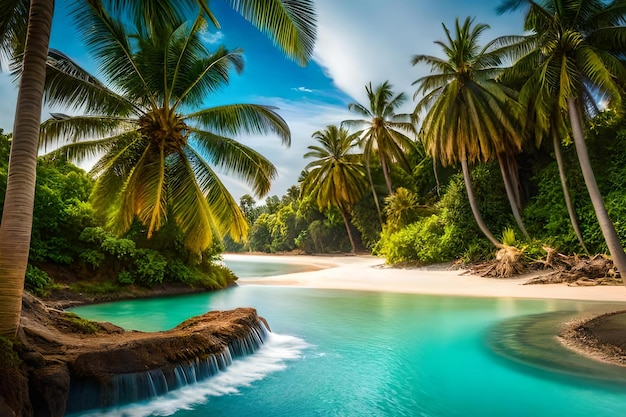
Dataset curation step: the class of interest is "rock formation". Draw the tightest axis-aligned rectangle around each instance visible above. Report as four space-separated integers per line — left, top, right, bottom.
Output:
1 293 269 416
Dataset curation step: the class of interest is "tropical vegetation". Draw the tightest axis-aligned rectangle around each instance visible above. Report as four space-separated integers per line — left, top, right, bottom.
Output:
3 0 626 344
0 0 317 338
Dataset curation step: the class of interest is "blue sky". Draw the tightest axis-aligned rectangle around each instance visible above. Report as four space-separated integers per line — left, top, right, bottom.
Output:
0 0 524 201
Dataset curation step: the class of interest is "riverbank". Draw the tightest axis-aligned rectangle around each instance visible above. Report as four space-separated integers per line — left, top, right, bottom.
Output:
227 253 626 368
227 253 626 301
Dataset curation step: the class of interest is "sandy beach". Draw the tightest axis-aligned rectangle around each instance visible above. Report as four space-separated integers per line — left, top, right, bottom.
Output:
225 253 626 303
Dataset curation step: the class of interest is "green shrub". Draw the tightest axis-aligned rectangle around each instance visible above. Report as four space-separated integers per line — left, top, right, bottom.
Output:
101 237 135 259
80 250 105 269
79 226 109 244
25 265 53 296
117 270 135 285
133 249 166 286
377 215 456 264
165 260 195 285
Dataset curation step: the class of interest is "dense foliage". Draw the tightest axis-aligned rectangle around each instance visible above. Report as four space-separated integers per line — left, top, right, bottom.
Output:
0 130 235 295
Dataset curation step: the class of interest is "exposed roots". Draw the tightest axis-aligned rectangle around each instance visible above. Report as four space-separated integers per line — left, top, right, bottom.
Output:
526 251 621 286
471 245 526 278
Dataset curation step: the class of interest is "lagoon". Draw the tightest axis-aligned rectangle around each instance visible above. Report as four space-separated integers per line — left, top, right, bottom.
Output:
68 260 626 417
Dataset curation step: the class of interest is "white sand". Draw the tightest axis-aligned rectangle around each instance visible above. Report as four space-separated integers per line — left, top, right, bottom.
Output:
224 253 626 302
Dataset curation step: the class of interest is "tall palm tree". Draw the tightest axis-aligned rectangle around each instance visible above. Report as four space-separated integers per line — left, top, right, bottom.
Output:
412 17 527 248
343 81 416 199
41 4 291 253
0 0 53 339
0 0 316 338
302 125 366 253
503 64 589 252
499 0 626 284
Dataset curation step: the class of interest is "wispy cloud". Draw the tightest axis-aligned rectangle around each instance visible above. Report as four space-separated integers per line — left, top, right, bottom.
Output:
200 30 225 45
312 0 525 113
292 86 313 93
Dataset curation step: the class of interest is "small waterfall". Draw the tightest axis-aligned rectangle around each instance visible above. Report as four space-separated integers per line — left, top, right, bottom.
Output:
65 322 270 414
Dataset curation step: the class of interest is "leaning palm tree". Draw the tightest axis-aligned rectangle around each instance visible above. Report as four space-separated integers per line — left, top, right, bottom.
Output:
41 5 290 253
343 81 416 198
302 125 367 253
0 0 316 338
498 0 626 284
412 17 527 248
502 64 589 252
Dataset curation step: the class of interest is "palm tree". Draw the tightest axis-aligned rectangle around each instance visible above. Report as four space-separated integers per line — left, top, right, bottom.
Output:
504 65 589 252
302 125 366 253
0 0 316 338
343 82 416 205
412 17 527 248
0 0 54 339
41 5 292 253
498 0 626 284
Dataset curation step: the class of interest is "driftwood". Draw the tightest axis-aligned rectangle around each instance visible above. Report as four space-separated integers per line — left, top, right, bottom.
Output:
525 249 621 286
469 245 621 284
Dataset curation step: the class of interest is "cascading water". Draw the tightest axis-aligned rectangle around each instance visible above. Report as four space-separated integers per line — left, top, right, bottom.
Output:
65 322 270 414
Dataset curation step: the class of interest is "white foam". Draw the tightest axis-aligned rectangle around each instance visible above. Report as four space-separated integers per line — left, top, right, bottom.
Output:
72 332 310 417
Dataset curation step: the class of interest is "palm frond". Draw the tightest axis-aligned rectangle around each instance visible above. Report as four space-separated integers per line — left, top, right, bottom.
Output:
222 0 317 65
172 47 245 110
40 113 136 152
190 129 277 197
184 146 249 242
166 149 220 251
44 49 138 116
186 103 290 145
71 1 158 108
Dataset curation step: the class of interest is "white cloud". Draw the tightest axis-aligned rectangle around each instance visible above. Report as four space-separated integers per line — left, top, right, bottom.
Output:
292 86 313 93
200 30 225 45
312 0 524 113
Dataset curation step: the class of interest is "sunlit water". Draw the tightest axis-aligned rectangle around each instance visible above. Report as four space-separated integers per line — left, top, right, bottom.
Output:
68 262 626 417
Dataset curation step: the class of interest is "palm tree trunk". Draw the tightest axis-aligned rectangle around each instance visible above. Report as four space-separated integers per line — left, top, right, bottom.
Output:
461 157 503 249
339 206 356 254
380 157 393 194
568 98 626 286
0 0 54 337
433 157 441 197
497 154 530 240
364 154 383 226
552 127 588 253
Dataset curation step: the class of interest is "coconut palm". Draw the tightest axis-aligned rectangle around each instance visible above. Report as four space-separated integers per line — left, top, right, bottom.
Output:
343 81 416 198
412 17 527 248
0 0 316 338
302 125 367 253
41 4 291 254
502 65 589 252
498 0 626 283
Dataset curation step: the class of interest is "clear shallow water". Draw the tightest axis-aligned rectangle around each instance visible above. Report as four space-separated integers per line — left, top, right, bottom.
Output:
69 285 626 417
223 257 313 278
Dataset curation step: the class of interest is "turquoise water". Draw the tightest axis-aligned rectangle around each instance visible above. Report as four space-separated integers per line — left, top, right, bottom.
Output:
69 285 626 417
223 257 313 279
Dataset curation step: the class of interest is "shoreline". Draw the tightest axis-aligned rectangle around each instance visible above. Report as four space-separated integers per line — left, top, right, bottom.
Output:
227 253 626 302
226 253 626 369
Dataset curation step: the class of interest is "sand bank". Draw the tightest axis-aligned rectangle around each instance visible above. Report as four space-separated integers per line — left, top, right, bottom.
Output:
225 253 626 302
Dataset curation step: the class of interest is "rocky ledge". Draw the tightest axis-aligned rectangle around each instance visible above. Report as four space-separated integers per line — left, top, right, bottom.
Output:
0 293 269 417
